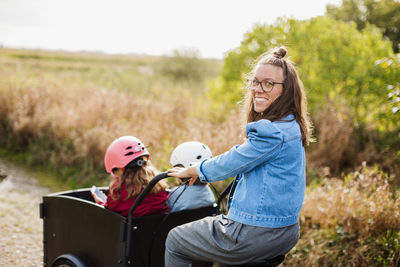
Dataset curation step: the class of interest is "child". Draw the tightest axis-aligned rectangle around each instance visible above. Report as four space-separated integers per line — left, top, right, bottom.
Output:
92 136 168 217
167 141 215 212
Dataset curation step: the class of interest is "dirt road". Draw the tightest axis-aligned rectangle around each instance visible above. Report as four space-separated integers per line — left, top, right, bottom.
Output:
0 159 50 266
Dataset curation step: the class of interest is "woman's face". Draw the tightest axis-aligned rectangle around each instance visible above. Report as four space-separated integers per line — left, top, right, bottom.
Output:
251 64 284 113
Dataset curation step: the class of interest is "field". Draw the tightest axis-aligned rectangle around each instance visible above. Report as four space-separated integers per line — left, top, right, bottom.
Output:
0 48 399 266
0 48 240 188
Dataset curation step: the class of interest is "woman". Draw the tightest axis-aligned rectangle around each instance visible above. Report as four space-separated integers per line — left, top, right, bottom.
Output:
166 47 312 266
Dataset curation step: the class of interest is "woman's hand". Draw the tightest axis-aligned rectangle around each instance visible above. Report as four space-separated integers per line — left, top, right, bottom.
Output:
168 166 199 185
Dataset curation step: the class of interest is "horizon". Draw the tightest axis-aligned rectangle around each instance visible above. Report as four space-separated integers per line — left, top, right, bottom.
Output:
0 0 342 59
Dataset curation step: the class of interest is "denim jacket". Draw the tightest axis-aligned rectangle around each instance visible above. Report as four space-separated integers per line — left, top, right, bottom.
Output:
196 115 305 227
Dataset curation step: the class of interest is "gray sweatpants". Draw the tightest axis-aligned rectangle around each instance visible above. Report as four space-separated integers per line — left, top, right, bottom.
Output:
165 214 299 267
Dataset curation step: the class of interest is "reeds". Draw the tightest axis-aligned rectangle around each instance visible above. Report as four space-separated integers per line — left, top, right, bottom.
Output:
0 49 241 186
303 163 399 236
284 163 400 266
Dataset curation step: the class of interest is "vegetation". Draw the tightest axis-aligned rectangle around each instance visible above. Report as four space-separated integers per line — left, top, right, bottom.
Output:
208 16 400 180
285 164 400 266
0 48 238 189
0 7 399 266
326 0 400 53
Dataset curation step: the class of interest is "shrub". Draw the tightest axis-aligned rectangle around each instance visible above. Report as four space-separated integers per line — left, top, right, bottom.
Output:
285 164 400 266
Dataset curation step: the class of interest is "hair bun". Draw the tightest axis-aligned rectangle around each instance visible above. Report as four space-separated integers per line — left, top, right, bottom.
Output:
272 46 287 59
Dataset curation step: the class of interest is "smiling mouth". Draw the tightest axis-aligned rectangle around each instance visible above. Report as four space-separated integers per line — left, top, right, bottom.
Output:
254 97 268 102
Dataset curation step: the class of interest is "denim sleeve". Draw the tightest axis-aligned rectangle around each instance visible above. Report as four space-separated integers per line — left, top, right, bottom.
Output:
196 119 283 183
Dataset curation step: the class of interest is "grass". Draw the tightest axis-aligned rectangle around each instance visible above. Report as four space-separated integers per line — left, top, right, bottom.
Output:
0 47 399 265
284 164 400 266
0 47 238 188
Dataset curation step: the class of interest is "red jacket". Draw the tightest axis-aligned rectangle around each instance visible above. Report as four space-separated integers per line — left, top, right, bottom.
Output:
101 183 168 217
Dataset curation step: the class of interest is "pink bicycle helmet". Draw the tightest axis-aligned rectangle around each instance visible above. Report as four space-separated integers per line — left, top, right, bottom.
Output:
104 136 149 176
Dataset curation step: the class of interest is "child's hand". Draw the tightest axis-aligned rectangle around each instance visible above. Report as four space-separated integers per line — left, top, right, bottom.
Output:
91 192 103 204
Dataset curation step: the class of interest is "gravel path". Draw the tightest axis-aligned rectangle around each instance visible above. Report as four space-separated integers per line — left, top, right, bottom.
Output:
0 159 50 267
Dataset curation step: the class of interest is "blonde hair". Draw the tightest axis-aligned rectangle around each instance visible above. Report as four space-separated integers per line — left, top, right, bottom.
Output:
243 46 313 146
109 158 167 201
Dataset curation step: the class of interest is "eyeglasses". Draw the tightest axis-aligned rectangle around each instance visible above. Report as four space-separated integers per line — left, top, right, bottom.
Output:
247 79 284 93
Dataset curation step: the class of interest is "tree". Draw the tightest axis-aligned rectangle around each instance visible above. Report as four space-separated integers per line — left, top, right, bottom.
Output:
326 0 400 53
374 54 400 130
158 48 207 83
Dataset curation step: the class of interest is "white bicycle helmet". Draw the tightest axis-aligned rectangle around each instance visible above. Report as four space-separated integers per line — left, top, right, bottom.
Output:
170 141 212 168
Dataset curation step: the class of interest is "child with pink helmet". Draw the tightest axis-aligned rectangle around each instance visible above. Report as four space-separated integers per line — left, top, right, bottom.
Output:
92 136 168 217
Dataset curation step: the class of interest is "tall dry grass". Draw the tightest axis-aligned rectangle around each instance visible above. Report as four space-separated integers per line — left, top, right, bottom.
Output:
0 49 241 187
284 163 400 266
307 101 355 174
308 100 400 182
303 163 399 236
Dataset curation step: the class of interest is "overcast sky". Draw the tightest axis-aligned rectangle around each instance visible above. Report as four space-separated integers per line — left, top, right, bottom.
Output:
0 0 342 59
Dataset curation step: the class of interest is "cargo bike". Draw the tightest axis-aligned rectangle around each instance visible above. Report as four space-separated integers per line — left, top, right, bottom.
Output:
40 172 285 267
